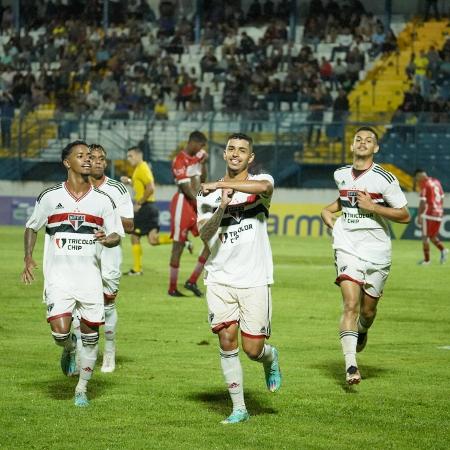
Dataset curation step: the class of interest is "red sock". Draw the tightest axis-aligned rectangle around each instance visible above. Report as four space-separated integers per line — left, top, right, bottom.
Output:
188 256 207 284
169 264 179 291
423 242 430 262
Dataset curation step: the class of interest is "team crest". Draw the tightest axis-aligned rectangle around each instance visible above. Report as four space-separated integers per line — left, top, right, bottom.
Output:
68 214 85 230
347 190 358 207
227 204 244 223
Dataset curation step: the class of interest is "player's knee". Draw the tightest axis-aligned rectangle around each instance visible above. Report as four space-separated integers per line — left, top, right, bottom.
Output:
81 331 99 346
243 346 263 361
52 331 71 347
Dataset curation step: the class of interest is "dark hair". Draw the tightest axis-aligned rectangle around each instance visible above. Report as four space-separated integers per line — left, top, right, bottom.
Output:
89 143 107 156
414 168 426 176
227 133 253 150
61 140 88 163
127 146 142 154
188 130 207 144
355 127 378 142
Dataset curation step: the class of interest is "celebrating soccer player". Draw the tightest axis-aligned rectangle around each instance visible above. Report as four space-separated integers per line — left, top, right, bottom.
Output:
21 141 124 406
321 127 410 385
168 131 210 297
197 133 281 424
414 169 448 265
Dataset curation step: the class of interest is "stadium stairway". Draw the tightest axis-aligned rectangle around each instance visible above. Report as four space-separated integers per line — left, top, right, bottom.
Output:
347 19 448 190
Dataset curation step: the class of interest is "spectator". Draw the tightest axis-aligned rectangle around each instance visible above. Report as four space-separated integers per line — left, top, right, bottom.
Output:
0 90 14 148
201 87 215 118
414 49 429 96
307 88 327 146
331 27 353 61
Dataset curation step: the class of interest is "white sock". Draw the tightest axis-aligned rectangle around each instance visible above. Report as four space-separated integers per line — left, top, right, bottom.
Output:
76 333 99 393
71 317 83 353
220 348 246 412
340 331 358 369
104 303 118 354
256 344 274 365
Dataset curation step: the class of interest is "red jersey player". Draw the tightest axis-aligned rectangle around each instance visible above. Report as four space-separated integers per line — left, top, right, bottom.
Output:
168 131 210 297
414 169 448 264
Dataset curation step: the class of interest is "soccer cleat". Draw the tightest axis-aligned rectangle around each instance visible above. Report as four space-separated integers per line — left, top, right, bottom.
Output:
220 409 250 424
184 281 203 297
346 365 361 385
417 260 431 266
184 240 194 254
356 332 368 353
101 351 116 373
440 249 448 264
168 289 186 297
74 391 89 407
264 347 282 392
123 269 143 276
61 334 78 376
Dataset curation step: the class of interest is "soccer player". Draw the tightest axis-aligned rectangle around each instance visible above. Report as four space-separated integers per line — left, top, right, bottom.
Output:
21 140 124 406
87 144 134 372
121 146 170 275
197 133 281 424
321 127 410 385
168 131 210 297
414 169 448 265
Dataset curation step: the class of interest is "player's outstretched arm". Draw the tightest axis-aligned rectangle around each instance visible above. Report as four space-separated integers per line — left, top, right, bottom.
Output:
357 190 411 223
121 217 134 233
22 228 38 284
201 180 272 196
199 188 234 244
321 198 342 229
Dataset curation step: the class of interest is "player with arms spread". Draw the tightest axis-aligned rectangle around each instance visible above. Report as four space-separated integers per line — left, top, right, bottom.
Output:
168 131 210 297
197 133 281 424
21 141 124 406
321 127 410 385
414 169 447 265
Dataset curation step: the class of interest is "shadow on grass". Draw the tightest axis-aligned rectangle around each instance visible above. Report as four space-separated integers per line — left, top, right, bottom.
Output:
311 360 389 392
188 390 277 417
21 376 114 401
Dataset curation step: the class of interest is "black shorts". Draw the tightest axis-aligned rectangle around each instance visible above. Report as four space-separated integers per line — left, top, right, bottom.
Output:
133 202 160 236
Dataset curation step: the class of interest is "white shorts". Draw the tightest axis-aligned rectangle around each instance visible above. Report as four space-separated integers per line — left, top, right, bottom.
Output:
334 250 391 298
101 245 122 299
45 288 105 326
206 284 272 338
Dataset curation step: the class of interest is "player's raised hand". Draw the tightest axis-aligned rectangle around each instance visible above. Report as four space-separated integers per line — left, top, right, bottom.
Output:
357 189 375 211
201 182 218 195
220 188 234 207
22 256 37 284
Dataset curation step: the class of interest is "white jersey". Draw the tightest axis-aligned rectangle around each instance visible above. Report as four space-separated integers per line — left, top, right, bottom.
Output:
332 163 408 264
26 182 125 303
197 173 274 288
96 176 134 294
97 176 134 220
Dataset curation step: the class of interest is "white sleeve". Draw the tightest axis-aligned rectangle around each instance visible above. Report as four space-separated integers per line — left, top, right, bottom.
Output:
383 180 408 209
25 197 49 231
117 189 134 219
103 200 125 237
197 192 214 224
253 173 274 199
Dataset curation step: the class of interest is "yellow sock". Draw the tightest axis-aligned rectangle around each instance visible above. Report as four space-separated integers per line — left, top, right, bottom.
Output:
158 234 173 245
132 244 142 272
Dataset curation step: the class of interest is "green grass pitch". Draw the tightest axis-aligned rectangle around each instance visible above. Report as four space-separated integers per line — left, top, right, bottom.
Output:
1 225 449 449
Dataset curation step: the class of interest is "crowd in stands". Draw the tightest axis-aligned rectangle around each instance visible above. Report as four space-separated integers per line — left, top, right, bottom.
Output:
396 39 450 125
0 0 448 150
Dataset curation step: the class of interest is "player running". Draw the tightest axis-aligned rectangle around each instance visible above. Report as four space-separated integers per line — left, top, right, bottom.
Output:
21 140 124 406
197 133 281 424
321 127 410 385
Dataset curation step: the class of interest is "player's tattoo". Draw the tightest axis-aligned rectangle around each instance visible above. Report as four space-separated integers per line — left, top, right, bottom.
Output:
200 206 226 243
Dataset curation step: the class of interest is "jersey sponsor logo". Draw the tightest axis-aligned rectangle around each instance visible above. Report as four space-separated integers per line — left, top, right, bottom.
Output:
55 203 64 209
68 214 85 231
339 265 347 273
55 238 67 248
218 224 254 245
47 303 54 313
